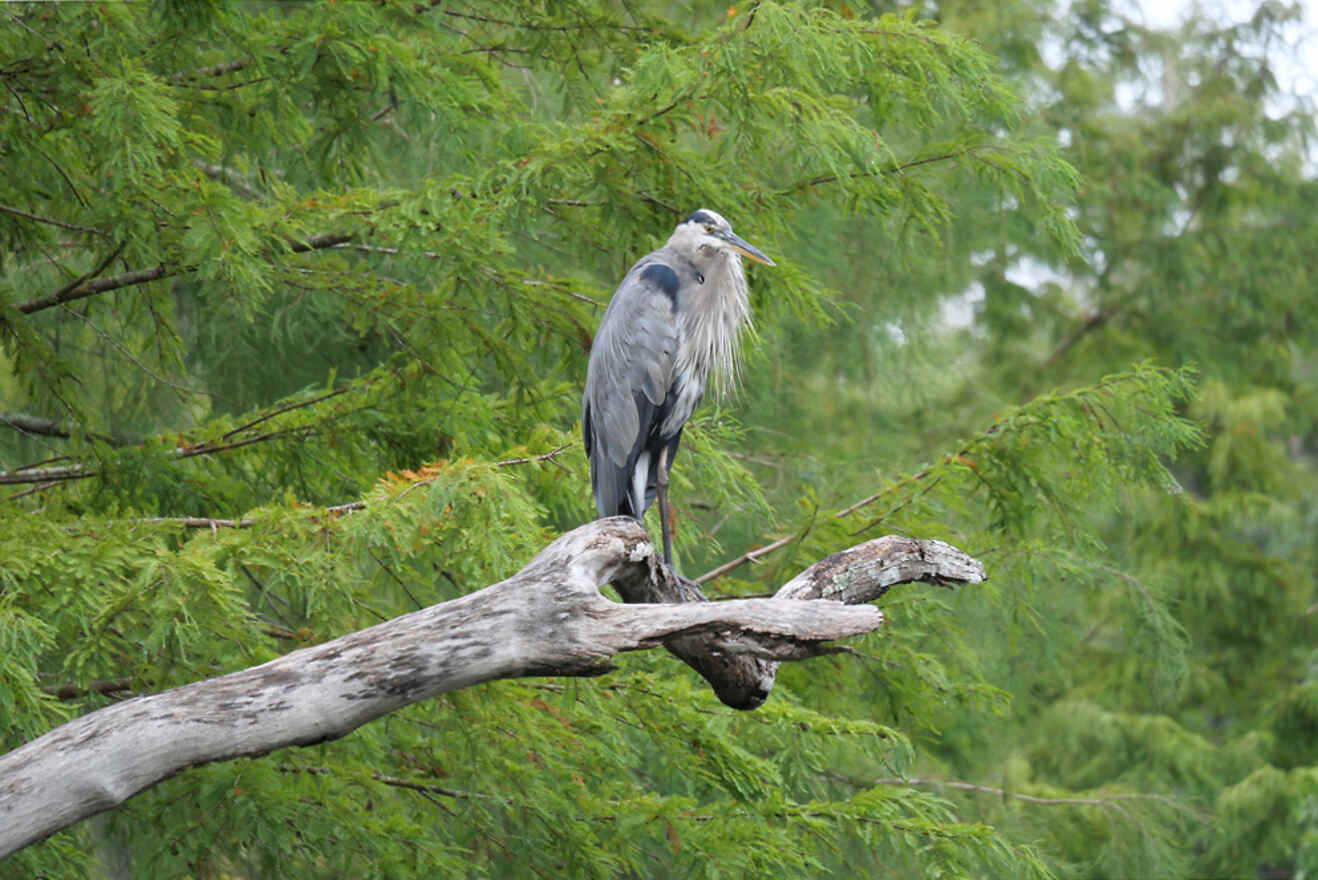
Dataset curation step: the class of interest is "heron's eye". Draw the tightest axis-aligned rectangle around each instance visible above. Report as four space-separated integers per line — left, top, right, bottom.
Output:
704 225 715 234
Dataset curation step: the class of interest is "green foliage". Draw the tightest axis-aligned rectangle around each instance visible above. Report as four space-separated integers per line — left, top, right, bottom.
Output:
1 0 1315 877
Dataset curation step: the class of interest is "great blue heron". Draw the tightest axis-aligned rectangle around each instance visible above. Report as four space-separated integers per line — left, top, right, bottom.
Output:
582 209 775 577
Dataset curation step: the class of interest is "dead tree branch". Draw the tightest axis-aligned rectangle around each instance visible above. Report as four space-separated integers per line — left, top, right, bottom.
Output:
0 518 983 859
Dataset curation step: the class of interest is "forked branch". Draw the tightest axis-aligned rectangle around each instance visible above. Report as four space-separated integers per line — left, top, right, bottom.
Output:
0 518 983 860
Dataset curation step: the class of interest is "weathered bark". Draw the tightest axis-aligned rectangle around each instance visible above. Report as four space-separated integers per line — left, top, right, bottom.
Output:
616 534 986 708
0 517 983 860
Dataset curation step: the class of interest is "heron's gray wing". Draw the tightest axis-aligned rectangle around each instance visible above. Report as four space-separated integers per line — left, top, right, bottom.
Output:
583 260 681 517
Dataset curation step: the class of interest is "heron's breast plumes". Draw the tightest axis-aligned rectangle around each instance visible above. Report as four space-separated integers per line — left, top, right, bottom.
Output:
676 252 752 401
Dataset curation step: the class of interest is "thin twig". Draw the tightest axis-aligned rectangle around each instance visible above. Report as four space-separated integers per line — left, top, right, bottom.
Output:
696 535 794 584
41 678 135 700
61 304 214 402
698 419 1002 583
288 232 353 254
131 516 254 530
395 444 575 502
14 233 351 316
782 148 991 194
493 443 572 468
1042 309 1110 369
331 242 439 259
4 480 64 502
277 763 506 803
221 387 350 440
520 278 606 308
192 161 264 200
0 203 103 235
0 428 306 487
15 262 174 316
15 240 129 316
872 776 1204 821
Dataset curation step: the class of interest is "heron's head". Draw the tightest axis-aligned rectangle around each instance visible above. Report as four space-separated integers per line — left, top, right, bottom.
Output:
669 209 775 267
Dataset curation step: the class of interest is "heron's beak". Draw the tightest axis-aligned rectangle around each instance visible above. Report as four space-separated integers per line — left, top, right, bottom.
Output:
717 230 776 267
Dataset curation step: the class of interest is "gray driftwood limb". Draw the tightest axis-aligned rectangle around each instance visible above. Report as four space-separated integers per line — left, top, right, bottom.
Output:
0 518 983 860
613 534 987 709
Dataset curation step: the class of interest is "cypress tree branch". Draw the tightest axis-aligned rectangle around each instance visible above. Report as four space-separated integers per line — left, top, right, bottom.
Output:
0 412 125 445
40 678 136 701
116 445 573 530
288 232 353 253
192 161 265 200
0 465 96 486
0 428 303 486
782 148 988 193
704 368 1174 583
0 412 70 438
3 480 64 502
169 59 250 80
439 8 651 33
871 777 1203 820
15 262 175 316
0 203 103 235
12 234 352 317
130 516 255 530
0 518 983 858
1042 308 1112 368
220 387 351 440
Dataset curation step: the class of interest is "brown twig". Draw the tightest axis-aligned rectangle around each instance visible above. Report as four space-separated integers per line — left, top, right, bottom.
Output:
221 387 350 440
696 535 794 585
699 423 998 583
15 262 174 316
14 233 352 317
783 148 990 194
4 479 64 502
0 428 305 487
42 678 135 700
493 443 573 468
1041 308 1110 369
0 203 103 235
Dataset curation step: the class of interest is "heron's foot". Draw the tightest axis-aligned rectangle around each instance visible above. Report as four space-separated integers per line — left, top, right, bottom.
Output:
663 565 706 603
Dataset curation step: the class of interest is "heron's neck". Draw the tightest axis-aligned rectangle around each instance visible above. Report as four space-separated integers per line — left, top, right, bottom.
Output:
679 251 751 396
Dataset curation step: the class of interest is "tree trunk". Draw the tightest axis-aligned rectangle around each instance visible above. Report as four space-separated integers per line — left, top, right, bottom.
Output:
0 517 983 860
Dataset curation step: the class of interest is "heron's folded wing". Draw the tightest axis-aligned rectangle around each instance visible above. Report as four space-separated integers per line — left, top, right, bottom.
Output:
583 259 681 515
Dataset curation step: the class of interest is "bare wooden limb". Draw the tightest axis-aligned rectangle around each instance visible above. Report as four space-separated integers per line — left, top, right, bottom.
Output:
0 518 983 859
620 534 985 708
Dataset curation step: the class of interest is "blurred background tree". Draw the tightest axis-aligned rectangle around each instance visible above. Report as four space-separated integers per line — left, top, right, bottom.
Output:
0 0 1313 877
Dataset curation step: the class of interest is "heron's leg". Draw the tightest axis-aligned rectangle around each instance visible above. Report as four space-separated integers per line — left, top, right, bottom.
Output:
655 447 705 602
656 444 675 567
